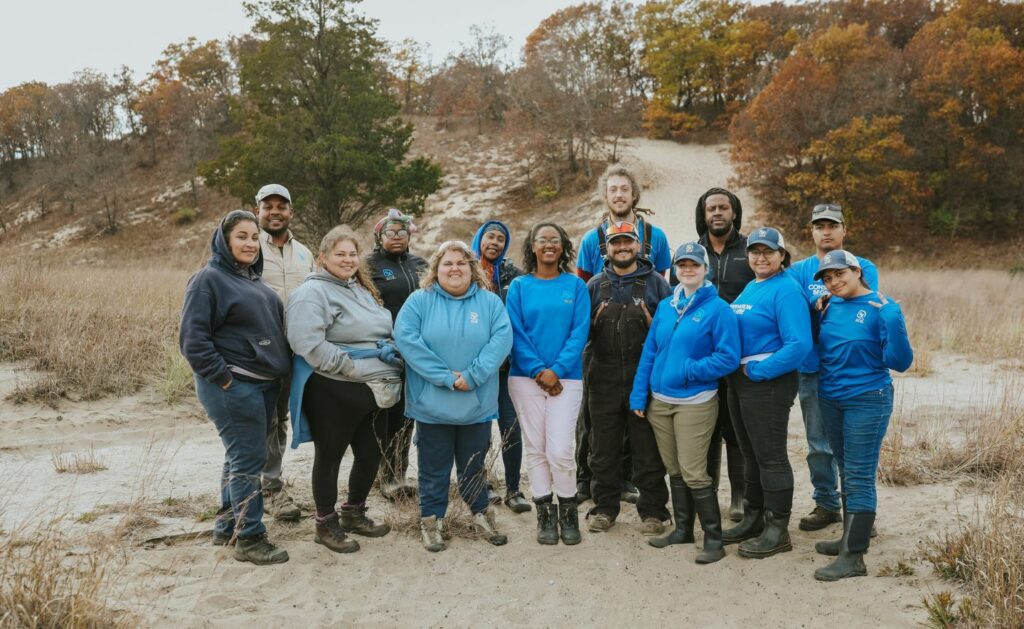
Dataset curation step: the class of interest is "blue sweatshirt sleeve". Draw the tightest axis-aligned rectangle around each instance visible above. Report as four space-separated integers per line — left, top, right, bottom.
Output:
179 285 232 387
576 231 599 277
630 303 664 411
550 279 592 380
877 299 913 372
746 285 812 382
393 292 457 390
685 304 741 383
506 279 548 378
462 296 514 390
861 258 880 291
651 229 672 273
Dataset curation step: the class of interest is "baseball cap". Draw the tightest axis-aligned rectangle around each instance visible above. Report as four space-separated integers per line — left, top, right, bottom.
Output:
255 184 291 204
813 249 862 280
811 203 844 223
605 221 640 242
673 241 709 266
747 227 787 251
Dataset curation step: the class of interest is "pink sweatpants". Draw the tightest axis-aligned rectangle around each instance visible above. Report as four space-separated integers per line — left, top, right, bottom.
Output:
507 376 583 500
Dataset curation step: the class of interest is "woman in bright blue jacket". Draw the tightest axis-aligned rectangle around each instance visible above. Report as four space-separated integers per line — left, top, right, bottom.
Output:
630 242 740 564
810 250 913 581
394 241 514 553
722 227 812 559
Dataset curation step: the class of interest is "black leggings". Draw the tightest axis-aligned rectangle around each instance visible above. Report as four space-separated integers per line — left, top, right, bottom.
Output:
302 374 386 514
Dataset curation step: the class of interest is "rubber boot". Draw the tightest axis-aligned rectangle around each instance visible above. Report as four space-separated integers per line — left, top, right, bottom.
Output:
722 499 764 544
706 440 722 491
314 513 360 554
558 497 582 545
535 497 559 545
816 496 847 556
648 475 695 548
737 510 792 558
691 486 726 564
814 512 873 581
726 444 745 522
339 503 391 537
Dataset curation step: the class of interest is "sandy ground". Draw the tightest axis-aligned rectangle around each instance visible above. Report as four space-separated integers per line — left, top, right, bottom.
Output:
0 352 991 628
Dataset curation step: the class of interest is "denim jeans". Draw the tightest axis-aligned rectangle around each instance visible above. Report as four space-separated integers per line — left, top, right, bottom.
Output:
496 368 523 493
195 375 280 539
798 372 841 512
416 421 492 518
819 384 894 513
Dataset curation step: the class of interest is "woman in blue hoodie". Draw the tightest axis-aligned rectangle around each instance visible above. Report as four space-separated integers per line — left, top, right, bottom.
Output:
722 227 812 559
179 210 291 566
630 242 740 563
810 250 913 581
394 240 514 552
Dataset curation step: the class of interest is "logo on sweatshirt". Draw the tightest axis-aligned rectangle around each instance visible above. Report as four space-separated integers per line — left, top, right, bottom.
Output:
730 304 752 316
382 269 395 281
692 308 704 323
856 309 867 324
561 290 574 304
469 311 479 324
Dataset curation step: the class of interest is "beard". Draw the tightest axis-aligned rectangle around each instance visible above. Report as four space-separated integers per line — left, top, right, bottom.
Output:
611 255 637 269
261 222 288 237
708 221 732 238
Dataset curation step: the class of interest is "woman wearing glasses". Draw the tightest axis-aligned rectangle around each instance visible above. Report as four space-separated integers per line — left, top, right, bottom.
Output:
369 209 428 501
394 240 514 552
722 227 812 559
506 223 591 546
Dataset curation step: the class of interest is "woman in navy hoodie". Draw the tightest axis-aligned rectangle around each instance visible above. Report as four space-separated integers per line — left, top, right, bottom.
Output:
811 250 913 581
630 242 740 563
179 210 291 565
722 227 812 559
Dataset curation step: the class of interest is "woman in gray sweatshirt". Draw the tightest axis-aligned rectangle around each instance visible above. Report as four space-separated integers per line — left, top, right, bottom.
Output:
286 227 403 554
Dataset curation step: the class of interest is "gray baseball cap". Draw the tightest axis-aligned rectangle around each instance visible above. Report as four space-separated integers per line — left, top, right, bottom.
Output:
673 241 709 266
811 203 844 223
813 249 861 280
255 183 291 204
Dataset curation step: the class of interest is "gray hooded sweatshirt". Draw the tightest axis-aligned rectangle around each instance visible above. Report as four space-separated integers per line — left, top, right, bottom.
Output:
286 270 402 383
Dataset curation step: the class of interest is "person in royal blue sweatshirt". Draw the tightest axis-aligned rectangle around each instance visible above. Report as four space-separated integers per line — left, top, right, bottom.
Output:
631 241 741 564
809 250 913 581
506 222 591 546
721 227 812 559
179 210 291 566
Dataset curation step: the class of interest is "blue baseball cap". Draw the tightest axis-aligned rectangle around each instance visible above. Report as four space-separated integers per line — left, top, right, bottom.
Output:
747 227 787 251
673 241 709 266
813 249 861 280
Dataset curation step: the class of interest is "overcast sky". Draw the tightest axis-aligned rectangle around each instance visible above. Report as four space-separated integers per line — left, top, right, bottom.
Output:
1 0 585 90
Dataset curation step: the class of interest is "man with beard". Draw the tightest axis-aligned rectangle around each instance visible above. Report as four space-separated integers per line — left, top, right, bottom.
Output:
584 222 671 534
695 187 754 521
256 183 313 521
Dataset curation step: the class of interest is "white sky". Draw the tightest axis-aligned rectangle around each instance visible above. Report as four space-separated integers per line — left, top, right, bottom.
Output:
1 0 583 90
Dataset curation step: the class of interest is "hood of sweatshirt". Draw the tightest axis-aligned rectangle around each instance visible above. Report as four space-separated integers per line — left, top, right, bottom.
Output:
694 187 744 237
669 280 718 313
209 216 264 280
599 257 657 285
471 220 512 289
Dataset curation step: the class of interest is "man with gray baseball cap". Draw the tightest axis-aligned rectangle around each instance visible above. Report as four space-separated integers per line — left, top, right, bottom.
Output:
789 203 878 532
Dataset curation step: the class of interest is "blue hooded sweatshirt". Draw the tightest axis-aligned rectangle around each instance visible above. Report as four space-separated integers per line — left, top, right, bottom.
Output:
630 282 740 411
817 293 913 400
506 273 591 380
471 220 521 303
729 271 812 382
179 218 290 387
394 282 513 425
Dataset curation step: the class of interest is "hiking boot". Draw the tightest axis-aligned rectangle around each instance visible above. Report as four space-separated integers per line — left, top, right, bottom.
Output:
314 514 359 553
234 534 289 565
339 503 390 537
723 500 764 544
620 481 640 504
649 475 695 549
814 512 873 581
558 499 582 545
588 513 615 533
264 488 301 522
575 481 591 502
504 491 532 514
211 530 234 546
420 516 445 552
799 505 841 531
640 517 665 536
472 508 508 546
536 501 559 545
738 510 792 559
692 487 726 564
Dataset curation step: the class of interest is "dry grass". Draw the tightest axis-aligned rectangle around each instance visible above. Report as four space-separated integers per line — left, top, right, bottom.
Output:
50 447 108 474
876 559 915 577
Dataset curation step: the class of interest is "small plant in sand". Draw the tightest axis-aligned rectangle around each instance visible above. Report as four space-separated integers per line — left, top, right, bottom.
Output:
876 560 915 577
51 447 108 474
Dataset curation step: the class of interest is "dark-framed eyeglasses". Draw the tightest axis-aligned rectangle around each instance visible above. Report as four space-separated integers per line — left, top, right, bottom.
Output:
383 228 409 239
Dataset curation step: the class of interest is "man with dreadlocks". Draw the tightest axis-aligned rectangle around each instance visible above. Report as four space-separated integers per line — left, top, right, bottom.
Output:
368 208 428 501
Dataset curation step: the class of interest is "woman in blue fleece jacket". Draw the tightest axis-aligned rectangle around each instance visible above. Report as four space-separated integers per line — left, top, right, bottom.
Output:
394 241 514 552
810 250 913 581
179 210 290 565
722 227 812 559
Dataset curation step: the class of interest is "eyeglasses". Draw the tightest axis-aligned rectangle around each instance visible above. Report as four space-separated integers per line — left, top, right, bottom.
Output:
747 249 778 259
533 237 562 246
383 228 409 239
812 203 841 215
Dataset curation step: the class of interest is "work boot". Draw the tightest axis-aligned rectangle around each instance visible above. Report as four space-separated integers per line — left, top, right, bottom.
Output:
314 513 359 553
738 510 792 559
339 503 390 537
472 508 508 546
420 515 445 552
692 486 726 564
722 500 764 544
588 513 614 533
620 481 640 504
234 534 289 565
799 505 841 531
264 488 301 522
558 498 582 545
814 512 873 581
212 530 234 546
640 517 665 536
726 444 745 522
649 475 695 549
504 491 532 514
535 498 559 545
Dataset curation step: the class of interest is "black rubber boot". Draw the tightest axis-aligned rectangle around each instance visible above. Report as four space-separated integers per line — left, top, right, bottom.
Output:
814 512 872 581
725 444 745 522
535 497 559 545
722 499 764 544
737 510 792 559
648 475 695 549
691 486 726 564
816 497 847 556
558 497 582 545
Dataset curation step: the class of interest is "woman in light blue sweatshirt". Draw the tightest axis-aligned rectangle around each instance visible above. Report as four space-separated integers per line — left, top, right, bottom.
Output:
722 227 812 559
505 222 590 546
394 241 514 552
810 250 913 582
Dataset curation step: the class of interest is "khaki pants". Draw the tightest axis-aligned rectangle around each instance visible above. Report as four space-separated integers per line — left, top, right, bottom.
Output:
646 396 718 489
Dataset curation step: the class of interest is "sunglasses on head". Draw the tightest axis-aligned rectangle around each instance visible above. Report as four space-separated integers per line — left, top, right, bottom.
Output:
812 203 841 215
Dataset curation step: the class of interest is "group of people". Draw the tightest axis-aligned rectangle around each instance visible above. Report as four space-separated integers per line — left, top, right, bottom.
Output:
179 165 913 582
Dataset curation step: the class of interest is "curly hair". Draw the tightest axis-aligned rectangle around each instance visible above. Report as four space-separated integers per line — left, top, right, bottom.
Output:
421 240 492 291
316 226 383 305
598 164 641 211
522 222 575 275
